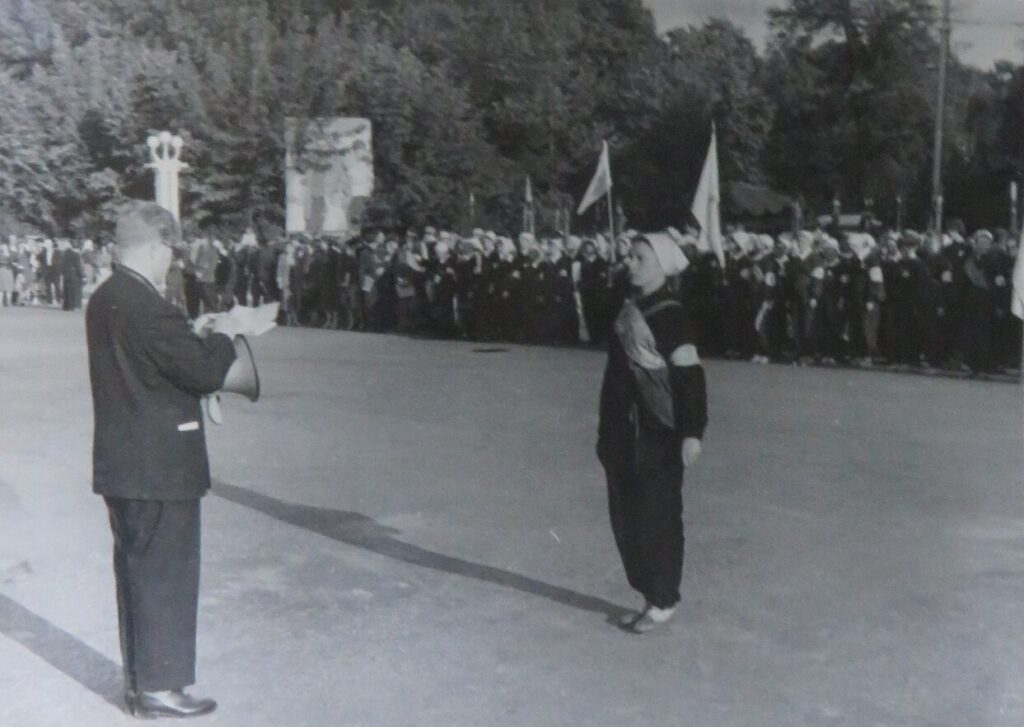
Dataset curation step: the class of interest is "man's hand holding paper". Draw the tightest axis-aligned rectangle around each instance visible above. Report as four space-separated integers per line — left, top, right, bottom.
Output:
191 302 279 338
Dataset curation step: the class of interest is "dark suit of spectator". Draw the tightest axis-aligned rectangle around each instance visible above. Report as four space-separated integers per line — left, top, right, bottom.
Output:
60 244 84 310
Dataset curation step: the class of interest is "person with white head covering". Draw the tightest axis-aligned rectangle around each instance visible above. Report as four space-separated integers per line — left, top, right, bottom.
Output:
721 229 761 359
729 230 752 254
577 237 611 344
515 231 533 253
454 236 484 339
748 232 794 362
960 228 1000 373
879 231 926 367
641 232 688 277
479 232 495 258
597 232 708 634
489 236 523 341
520 236 554 343
591 232 610 261
546 236 580 343
427 239 457 338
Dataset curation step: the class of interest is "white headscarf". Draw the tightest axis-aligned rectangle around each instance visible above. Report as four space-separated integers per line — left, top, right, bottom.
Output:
642 234 688 277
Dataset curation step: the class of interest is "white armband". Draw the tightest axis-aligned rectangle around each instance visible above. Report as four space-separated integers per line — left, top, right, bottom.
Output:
671 344 701 367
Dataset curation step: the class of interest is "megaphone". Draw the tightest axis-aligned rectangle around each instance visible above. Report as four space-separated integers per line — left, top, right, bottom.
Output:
221 335 260 401
205 336 260 425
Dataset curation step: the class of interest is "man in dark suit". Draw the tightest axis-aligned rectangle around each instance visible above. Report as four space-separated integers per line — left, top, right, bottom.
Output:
59 239 84 311
85 202 242 719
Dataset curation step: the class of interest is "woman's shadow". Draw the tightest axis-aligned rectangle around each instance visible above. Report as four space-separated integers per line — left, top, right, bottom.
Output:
212 480 629 623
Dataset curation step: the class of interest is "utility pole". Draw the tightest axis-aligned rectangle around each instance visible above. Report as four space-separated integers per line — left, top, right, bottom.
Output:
1010 181 1019 237
930 0 952 234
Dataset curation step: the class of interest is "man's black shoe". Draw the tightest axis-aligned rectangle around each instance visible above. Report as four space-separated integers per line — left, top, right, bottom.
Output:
126 689 217 719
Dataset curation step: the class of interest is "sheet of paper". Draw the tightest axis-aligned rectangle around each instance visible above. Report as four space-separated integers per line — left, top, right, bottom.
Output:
227 302 279 337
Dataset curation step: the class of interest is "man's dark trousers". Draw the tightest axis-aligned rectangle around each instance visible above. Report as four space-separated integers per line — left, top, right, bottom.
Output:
105 497 201 693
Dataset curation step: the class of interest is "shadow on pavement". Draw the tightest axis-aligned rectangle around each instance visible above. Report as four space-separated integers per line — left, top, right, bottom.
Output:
212 479 626 618
0 592 124 709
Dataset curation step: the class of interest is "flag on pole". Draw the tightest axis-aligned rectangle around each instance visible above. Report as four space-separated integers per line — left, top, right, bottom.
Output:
577 141 612 215
1012 226 1024 320
523 176 535 234
691 124 725 266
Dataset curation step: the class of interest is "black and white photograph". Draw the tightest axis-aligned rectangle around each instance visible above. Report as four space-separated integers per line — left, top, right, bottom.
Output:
0 0 1023 724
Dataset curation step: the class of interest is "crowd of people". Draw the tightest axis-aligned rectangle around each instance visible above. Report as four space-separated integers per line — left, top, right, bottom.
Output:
0 236 107 310
3 219 1021 376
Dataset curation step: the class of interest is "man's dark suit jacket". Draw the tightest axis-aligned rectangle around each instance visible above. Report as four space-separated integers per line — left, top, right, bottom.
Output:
60 247 84 279
86 266 237 500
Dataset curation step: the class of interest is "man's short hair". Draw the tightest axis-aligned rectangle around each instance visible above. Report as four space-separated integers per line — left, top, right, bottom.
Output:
115 201 181 250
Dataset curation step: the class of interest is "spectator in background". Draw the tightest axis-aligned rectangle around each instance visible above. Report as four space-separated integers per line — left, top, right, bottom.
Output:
395 238 424 334
256 236 280 305
962 230 997 374
0 241 14 306
59 238 84 311
277 239 297 326
164 246 186 310
192 237 220 316
233 231 253 306
39 238 61 306
213 239 236 311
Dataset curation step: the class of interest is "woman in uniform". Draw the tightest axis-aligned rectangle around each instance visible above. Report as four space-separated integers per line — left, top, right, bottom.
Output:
597 233 708 634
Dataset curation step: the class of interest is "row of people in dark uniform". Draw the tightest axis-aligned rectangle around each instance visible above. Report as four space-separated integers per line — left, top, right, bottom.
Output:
688 227 1021 374
169 224 1021 376
172 228 634 348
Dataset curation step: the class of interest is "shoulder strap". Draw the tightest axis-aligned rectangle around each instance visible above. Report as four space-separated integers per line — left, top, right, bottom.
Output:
640 298 681 318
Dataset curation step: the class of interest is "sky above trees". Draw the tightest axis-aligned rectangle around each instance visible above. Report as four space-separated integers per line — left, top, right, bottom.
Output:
645 0 1023 69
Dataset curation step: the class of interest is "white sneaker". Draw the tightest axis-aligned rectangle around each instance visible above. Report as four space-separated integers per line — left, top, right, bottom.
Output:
625 604 677 633
645 605 677 623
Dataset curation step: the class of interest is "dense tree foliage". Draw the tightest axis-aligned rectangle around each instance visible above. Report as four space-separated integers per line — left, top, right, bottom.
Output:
0 0 1020 237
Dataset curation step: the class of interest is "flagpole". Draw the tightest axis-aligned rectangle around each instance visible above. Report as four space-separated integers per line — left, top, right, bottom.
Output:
607 188 615 263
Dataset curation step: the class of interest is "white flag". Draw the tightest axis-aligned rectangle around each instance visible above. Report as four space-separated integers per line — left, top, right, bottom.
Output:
691 124 725 266
1012 226 1024 320
577 141 612 215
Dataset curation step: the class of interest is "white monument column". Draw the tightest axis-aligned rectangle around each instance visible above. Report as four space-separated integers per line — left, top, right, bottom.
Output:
145 131 188 221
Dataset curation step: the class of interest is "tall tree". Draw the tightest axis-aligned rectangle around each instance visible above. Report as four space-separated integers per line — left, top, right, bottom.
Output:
764 0 940 224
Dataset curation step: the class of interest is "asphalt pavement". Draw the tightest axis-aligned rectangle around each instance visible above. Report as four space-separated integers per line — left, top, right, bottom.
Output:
1 306 1022 727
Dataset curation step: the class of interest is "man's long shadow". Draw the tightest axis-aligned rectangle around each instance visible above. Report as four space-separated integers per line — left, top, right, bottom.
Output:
212 480 625 618
0 592 124 709
0 482 625 713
